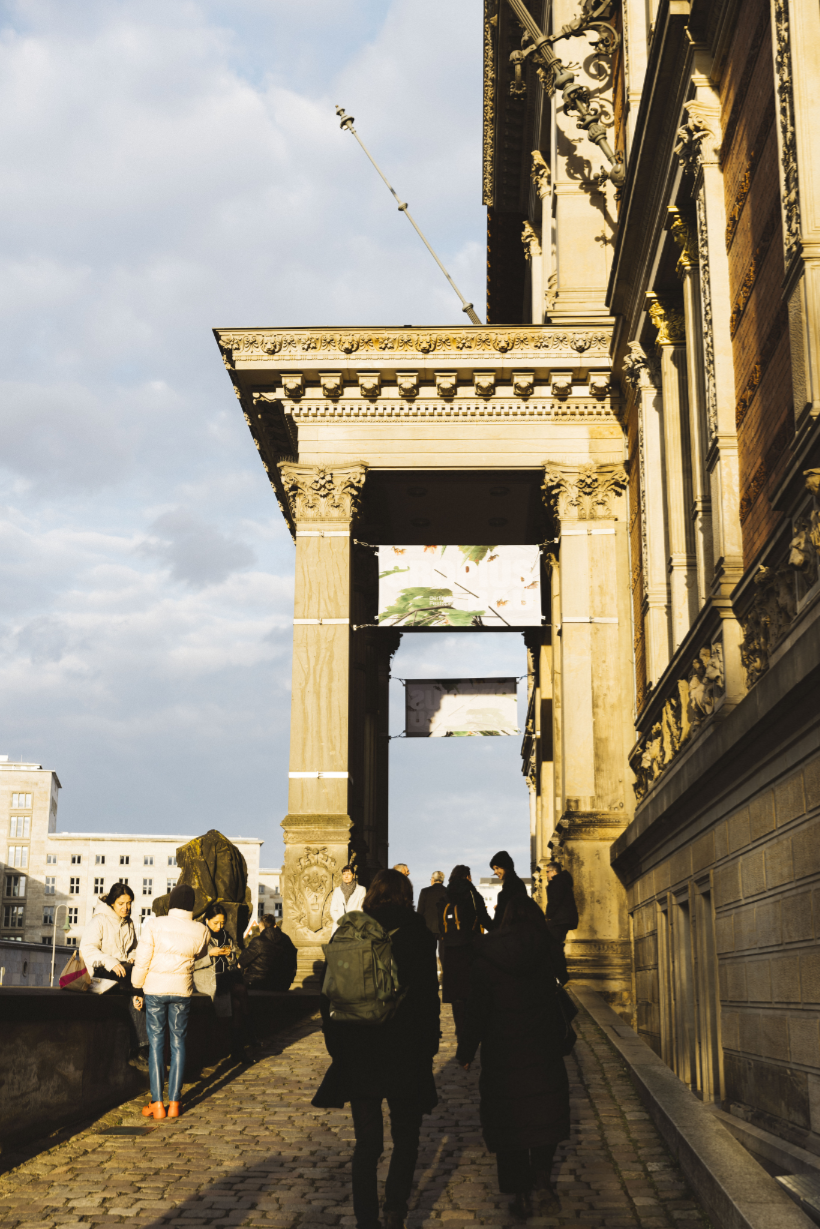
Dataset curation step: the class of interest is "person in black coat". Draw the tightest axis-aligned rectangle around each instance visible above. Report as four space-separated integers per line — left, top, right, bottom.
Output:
416 872 448 937
440 865 494 1044
456 894 571 1220
238 916 297 991
489 849 528 926
313 869 440 1229
546 862 579 978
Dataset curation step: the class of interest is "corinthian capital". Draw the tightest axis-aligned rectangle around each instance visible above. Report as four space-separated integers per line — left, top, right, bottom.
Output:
666 207 698 275
673 101 722 174
521 220 542 261
530 150 551 199
542 461 627 522
278 461 367 523
646 293 686 346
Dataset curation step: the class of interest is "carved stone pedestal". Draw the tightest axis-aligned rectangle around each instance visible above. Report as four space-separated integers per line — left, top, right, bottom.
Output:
280 813 353 988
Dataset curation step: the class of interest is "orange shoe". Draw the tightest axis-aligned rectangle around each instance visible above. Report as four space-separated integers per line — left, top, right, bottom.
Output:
141 1102 166 1119
167 1101 181 1118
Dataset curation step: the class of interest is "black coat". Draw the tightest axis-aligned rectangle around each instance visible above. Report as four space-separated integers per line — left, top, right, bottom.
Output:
313 903 440 1113
440 878 494 1004
238 925 297 990
456 924 570 1153
493 870 528 927
546 870 579 929
417 883 448 936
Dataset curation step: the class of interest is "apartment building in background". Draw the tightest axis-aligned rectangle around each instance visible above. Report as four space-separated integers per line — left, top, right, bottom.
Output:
1 758 262 946
258 867 283 921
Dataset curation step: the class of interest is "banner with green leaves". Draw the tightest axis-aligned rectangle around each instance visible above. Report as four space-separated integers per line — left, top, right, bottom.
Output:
377 545 541 628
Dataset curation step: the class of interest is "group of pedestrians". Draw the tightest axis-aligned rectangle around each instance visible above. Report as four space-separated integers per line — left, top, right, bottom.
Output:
79 881 298 1118
313 853 579 1229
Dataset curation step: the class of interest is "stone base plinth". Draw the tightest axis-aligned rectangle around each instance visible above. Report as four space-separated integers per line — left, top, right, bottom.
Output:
280 813 353 989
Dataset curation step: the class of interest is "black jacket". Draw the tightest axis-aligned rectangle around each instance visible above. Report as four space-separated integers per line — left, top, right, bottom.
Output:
440 877 494 1004
313 904 440 1112
238 924 297 990
546 870 579 929
417 883 448 937
456 923 570 1153
493 871 528 927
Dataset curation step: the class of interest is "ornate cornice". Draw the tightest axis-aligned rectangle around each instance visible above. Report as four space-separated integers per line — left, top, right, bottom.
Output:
645 293 686 347
278 462 367 523
483 0 496 206
216 326 613 367
542 461 627 521
283 398 618 422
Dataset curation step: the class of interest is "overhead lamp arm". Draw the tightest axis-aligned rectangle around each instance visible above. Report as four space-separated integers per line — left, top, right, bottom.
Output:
504 0 625 190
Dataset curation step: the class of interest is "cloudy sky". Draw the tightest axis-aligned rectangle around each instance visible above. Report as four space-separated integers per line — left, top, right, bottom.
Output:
0 0 531 885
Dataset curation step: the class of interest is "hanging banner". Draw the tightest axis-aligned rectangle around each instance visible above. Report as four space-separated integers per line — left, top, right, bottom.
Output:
405 678 519 737
377 545 541 628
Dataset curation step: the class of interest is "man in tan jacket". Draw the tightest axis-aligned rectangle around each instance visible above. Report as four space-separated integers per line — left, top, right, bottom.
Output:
132 884 208 1119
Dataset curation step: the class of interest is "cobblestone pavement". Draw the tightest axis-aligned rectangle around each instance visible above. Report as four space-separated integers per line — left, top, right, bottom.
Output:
0 1004 713 1229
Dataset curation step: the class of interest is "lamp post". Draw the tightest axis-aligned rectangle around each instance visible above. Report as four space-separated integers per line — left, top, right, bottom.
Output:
50 904 72 987
504 0 626 190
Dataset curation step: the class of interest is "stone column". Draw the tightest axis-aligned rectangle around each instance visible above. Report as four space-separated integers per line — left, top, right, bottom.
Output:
667 208 714 608
277 460 367 987
522 222 543 326
623 343 671 687
542 463 633 1008
647 294 698 650
531 151 553 326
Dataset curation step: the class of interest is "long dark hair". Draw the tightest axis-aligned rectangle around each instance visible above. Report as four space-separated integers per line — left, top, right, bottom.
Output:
499 893 547 931
448 864 471 884
204 901 227 923
364 868 413 912
103 882 134 907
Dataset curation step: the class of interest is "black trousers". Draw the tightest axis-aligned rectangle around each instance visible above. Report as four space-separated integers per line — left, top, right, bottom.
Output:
496 1145 556 1194
95 965 148 1048
350 1096 424 1228
450 1000 467 1044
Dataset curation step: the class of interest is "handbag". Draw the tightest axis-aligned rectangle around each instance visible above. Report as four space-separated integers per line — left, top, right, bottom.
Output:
59 951 91 992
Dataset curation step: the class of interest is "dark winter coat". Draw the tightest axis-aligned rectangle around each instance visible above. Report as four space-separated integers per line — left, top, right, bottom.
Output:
238 924 297 990
417 883 448 937
493 871 528 927
440 878 494 1004
312 903 440 1113
456 923 570 1153
546 870 579 929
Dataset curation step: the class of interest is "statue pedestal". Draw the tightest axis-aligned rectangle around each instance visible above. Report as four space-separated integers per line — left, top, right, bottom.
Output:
280 813 352 988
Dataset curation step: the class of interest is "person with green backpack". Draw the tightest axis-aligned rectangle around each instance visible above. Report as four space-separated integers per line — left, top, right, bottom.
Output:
312 868 440 1229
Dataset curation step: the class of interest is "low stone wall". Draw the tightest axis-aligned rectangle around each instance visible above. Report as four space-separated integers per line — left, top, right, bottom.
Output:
0 940 72 988
0 987 319 1152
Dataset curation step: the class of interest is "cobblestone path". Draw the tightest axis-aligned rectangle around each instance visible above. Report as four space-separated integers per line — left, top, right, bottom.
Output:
0 1004 712 1229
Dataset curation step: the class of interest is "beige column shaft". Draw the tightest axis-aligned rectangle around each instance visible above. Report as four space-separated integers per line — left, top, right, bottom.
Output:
277 461 367 986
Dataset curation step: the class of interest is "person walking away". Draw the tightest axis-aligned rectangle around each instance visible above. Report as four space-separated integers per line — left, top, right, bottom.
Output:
457 895 571 1220
440 865 493 1044
80 882 148 1060
417 870 448 984
330 865 366 936
545 861 578 984
313 868 440 1229
195 902 248 1062
131 883 208 1120
392 863 410 876
239 914 298 992
489 850 528 927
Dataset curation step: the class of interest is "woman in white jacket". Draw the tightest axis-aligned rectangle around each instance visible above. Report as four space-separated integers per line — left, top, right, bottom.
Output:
80 883 148 1050
329 865 366 936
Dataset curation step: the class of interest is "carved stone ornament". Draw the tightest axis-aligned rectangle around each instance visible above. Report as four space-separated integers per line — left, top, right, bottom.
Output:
474 371 496 398
357 372 381 399
482 0 495 207
397 372 419 399
319 373 343 399
542 461 627 522
551 372 572 399
696 191 719 440
512 371 535 398
588 372 610 398
290 846 337 935
630 639 726 801
531 150 551 200
673 101 721 175
772 0 801 259
789 467 820 589
646 293 686 346
521 220 542 261
282 373 305 398
621 341 656 391
435 372 458 399
739 564 797 687
278 461 368 523
667 207 698 274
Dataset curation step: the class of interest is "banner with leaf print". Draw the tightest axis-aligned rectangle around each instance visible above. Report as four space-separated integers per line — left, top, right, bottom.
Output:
377 545 541 628
405 678 519 737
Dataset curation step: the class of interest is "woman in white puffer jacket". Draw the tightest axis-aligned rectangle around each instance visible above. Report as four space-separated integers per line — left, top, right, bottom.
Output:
329 864 366 936
80 883 148 1050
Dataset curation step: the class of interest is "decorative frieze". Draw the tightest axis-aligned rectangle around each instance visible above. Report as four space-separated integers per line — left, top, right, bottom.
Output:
482 0 495 206
284 399 618 421
278 461 367 523
512 371 535 398
542 461 627 522
631 637 725 801
695 192 719 440
772 0 801 261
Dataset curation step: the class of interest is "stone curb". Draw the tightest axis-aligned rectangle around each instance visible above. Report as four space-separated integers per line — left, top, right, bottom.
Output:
571 985 814 1229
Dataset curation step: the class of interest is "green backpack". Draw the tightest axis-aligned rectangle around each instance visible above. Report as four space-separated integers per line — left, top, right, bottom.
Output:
321 910 405 1025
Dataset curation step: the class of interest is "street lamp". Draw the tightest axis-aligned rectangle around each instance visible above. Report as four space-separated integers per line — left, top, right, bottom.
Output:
50 904 72 987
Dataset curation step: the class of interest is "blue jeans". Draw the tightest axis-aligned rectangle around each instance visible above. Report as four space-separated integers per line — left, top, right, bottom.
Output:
145 994 191 1103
